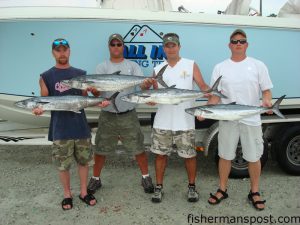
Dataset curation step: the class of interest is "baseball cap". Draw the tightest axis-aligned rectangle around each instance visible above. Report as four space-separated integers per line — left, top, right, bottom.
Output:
162 33 180 46
52 38 70 50
230 29 247 40
108 33 124 44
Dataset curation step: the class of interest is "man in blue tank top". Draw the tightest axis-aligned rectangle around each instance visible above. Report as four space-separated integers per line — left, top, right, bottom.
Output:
33 38 99 210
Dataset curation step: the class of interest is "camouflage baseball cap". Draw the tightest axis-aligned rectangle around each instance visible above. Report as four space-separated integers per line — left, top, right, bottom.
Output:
108 33 124 44
162 33 180 46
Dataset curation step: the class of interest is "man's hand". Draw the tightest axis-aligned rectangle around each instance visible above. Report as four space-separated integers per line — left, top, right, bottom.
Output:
146 102 157 106
32 107 44 116
196 115 205 121
203 92 213 98
262 100 273 114
98 100 110 108
86 87 100 97
141 78 155 90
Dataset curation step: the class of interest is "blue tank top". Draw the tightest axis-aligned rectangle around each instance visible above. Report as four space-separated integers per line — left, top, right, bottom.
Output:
41 66 91 141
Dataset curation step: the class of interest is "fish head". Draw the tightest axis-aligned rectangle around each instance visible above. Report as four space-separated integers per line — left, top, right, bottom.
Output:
15 98 37 109
61 79 84 89
120 94 139 103
185 107 197 115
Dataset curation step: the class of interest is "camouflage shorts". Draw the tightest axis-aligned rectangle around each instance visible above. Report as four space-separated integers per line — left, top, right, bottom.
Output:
150 128 196 158
52 138 93 171
94 110 145 156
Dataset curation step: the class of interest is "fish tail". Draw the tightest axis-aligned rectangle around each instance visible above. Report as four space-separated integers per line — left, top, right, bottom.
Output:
205 76 227 98
108 92 120 113
154 64 169 88
271 95 285 119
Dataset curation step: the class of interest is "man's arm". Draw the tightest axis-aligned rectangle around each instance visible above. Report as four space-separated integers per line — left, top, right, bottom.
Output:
262 89 272 106
193 63 210 92
132 62 154 91
32 77 49 115
262 89 272 114
39 77 49 97
195 65 221 121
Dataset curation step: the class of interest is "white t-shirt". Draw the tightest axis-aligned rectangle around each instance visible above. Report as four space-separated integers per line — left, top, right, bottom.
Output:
153 58 195 131
211 57 273 126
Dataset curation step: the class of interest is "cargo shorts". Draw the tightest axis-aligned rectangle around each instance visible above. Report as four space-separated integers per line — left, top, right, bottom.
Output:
94 110 145 156
218 121 264 162
52 138 93 171
150 128 196 158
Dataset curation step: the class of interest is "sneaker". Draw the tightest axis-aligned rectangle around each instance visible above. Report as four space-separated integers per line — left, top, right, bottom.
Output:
141 176 154 193
87 177 102 194
187 185 199 202
151 186 163 203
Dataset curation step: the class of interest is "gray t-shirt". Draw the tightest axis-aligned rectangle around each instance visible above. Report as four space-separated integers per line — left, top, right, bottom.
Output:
96 59 144 113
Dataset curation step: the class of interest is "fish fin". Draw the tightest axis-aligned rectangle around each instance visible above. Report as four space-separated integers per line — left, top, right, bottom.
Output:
85 81 95 84
139 95 151 98
271 95 286 119
112 70 121 75
202 109 213 114
154 64 169 88
36 101 50 104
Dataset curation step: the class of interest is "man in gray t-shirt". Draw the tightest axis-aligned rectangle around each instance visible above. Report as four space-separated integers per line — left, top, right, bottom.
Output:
95 59 143 113
87 33 155 194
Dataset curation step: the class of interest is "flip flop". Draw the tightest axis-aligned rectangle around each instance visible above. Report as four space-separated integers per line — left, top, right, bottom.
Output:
79 193 97 206
61 198 73 210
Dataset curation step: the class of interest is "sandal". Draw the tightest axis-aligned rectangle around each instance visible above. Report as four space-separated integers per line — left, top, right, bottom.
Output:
79 193 97 206
208 188 228 205
248 191 266 211
61 198 73 210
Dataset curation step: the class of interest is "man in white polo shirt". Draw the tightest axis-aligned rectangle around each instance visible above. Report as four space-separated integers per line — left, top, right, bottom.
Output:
207 29 273 211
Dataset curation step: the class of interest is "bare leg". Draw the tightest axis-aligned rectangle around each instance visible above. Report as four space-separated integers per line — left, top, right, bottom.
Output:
185 157 197 184
208 158 231 203
78 165 88 196
248 160 265 209
155 154 168 185
79 165 96 206
93 154 106 177
59 170 72 209
135 151 149 175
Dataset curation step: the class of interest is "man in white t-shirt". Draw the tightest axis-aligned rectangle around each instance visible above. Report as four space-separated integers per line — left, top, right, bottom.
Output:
149 33 211 203
207 29 273 210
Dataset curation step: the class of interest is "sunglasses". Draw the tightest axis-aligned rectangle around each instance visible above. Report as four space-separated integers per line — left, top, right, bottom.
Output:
53 39 69 46
110 43 123 47
230 39 247 45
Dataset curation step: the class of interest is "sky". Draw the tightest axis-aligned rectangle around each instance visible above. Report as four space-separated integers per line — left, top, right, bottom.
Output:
171 0 287 16
0 0 288 16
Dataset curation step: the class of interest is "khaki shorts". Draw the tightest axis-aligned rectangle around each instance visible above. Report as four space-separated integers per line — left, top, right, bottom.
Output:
218 121 264 162
52 138 93 171
150 128 196 158
94 110 144 157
